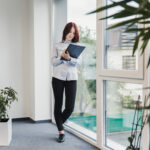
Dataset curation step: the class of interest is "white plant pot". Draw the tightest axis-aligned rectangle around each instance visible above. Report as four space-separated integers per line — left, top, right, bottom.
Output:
0 119 12 146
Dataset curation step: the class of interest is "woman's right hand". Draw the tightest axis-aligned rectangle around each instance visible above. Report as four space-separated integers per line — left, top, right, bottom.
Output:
61 49 66 58
61 49 71 61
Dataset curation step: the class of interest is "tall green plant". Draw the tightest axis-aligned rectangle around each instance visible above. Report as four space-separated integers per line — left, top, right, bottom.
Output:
0 87 18 122
87 0 150 67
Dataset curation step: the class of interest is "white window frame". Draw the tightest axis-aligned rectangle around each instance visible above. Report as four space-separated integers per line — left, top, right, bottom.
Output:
97 76 149 150
96 0 149 150
50 0 99 149
50 0 149 149
97 0 144 80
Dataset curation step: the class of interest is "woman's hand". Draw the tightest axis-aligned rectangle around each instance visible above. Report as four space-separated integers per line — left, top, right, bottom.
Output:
61 49 71 61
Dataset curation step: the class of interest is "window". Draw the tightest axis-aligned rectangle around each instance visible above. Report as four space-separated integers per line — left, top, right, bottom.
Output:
97 0 148 149
52 1 149 149
104 80 142 149
98 0 143 79
65 0 97 140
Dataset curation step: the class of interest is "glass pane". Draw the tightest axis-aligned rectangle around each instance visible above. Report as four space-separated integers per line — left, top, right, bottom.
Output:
104 0 138 70
104 80 143 150
66 0 97 139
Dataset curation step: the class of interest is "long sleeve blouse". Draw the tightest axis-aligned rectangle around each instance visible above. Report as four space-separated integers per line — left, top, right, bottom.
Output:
51 40 82 81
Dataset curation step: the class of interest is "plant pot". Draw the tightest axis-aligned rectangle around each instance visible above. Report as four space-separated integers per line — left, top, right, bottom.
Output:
0 118 12 146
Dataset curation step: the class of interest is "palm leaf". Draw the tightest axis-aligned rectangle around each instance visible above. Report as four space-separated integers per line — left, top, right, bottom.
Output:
100 10 134 20
139 21 150 24
86 0 132 15
140 39 149 55
147 56 150 68
119 3 140 13
87 0 150 67
125 28 148 32
132 35 140 55
106 17 145 30
142 30 150 40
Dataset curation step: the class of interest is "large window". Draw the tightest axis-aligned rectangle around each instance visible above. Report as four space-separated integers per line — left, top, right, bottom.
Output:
52 0 149 149
105 81 142 149
96 0 148 150
98 0 143 79
65 0 97 140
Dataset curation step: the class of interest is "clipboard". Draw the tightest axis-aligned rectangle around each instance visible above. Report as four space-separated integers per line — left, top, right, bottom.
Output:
60 44 85 60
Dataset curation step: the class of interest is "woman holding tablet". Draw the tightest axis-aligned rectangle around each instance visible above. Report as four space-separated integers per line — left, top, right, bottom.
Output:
51 22 82 143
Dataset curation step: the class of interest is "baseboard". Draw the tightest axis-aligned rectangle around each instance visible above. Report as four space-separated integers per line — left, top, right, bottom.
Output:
12 117 52 123
12 117 31 122
30 118 52 123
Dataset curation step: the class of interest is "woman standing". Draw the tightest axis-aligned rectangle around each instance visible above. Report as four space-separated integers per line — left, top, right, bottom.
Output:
51 22 82 143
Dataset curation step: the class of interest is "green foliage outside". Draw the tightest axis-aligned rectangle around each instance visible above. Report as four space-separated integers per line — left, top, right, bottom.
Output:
73 26 96 116
79 26 96 45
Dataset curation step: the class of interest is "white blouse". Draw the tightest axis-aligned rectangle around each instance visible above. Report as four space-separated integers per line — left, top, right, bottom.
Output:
51 41 82 81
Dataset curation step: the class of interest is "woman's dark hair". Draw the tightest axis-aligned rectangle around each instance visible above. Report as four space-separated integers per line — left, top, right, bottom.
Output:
62 22 79 43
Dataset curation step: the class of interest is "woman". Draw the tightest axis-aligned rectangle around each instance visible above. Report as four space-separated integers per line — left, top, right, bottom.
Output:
51 22 82 143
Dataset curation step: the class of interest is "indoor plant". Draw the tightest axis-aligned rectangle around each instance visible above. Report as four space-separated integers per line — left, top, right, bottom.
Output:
87 0 150 68
0 87 18 146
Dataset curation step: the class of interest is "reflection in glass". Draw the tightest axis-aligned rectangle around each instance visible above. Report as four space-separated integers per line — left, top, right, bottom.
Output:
104 0 138 70
66 0 97 139
104 80 142 149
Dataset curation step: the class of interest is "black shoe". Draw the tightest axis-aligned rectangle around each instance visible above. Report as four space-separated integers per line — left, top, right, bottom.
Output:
57 134 65 143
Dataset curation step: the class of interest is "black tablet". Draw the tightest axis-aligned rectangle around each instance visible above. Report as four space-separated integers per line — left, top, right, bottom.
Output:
66 44 85 58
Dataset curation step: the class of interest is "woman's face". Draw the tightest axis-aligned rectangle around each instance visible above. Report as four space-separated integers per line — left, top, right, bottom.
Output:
65 27 75 41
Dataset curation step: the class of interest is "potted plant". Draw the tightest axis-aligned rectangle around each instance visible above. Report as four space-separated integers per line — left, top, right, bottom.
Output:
0 87 18 146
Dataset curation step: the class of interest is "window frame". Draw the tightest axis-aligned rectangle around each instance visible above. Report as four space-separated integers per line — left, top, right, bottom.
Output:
50 0 149 149
97 75 149 150
97 0 144 80
50 0 99 148
96 0 149 149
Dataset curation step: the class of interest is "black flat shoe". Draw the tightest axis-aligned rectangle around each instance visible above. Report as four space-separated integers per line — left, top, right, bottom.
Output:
57 134 65 143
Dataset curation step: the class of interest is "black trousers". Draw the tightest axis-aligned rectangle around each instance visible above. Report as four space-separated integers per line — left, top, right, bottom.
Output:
52 77 77 131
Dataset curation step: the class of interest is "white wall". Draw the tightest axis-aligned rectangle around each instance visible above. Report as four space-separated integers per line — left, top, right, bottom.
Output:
0 0 30 118
33 0 51 121
53 0 67 43
0 0 51 121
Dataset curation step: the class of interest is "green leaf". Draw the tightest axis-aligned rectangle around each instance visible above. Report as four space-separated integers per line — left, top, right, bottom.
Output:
106 17 145 30
119 3 139 13
125 28 148 32
142 30 150 41
132 35 140 55
147 56 150 68
140 39 149 54
139 21 150 24
140 30 150 55
86 0 132 15
100 10 135 20
126 21 137 28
